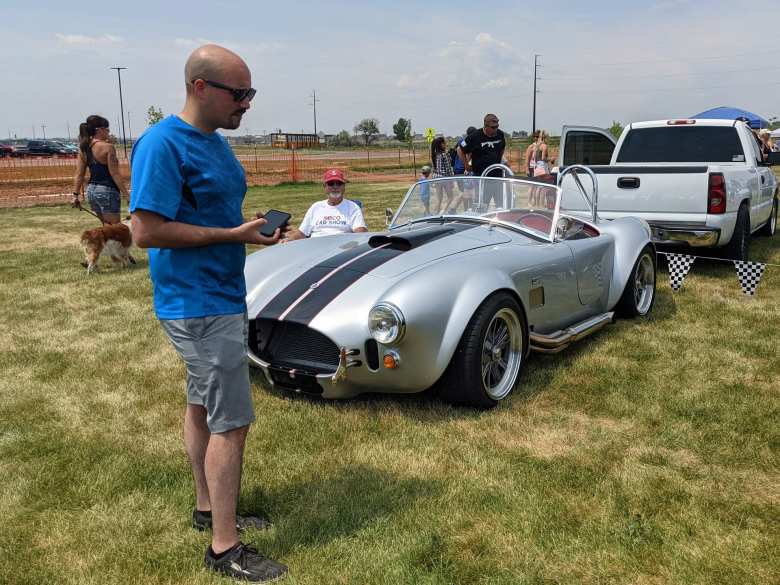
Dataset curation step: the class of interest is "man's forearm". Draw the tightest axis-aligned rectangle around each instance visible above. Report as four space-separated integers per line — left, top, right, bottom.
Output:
133 217 239 249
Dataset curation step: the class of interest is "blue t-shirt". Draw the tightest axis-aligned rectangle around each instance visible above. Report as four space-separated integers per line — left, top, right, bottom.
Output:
453 136 466 174
130 116 247 320
417 178 431 202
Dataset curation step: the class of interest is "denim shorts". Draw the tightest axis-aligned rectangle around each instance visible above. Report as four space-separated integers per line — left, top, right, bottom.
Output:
160 312 255 434
86 183 120 215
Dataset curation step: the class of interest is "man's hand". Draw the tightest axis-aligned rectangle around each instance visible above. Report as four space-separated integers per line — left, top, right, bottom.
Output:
233 217 281 246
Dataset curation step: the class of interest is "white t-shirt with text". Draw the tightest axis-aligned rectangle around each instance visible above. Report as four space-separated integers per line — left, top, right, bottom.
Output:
299 199 367 237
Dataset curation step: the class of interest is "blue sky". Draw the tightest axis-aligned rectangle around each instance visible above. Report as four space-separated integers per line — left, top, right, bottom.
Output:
1 0 778 139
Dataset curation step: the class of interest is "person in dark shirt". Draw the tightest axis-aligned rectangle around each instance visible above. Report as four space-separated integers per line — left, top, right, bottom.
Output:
457 114 506 177
458 114 506 208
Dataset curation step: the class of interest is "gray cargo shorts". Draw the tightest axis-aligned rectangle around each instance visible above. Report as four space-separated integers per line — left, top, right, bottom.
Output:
160 312 255 433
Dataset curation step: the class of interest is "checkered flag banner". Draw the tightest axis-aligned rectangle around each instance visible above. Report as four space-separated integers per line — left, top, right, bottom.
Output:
734 261 766 296
667 254 696 291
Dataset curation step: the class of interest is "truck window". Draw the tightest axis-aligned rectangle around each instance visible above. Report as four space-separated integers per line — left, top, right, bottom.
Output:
616 127 744 163
563 131 614 166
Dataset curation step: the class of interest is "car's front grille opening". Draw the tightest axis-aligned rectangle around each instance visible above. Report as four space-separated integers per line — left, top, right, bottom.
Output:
268 366 324 394
250 318 340 374
365 339 379 370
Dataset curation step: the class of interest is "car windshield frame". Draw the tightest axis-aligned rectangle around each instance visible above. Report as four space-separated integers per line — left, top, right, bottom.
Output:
390 176 577 242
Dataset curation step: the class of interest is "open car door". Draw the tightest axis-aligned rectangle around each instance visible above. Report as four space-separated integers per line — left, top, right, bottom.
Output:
558 125 616 169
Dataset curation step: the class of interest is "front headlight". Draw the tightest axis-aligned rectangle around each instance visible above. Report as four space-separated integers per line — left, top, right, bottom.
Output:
368 303 405 344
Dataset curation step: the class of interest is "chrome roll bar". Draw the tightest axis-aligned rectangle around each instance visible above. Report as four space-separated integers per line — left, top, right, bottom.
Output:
479 164 515 209
481 163 514 178
557 165 599 223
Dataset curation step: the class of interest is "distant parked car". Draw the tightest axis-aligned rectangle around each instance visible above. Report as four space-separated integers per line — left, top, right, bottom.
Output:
25 140 75 156
0 143 16 157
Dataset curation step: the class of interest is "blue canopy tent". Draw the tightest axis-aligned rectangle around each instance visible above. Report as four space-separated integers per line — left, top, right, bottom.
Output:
691 106 769 129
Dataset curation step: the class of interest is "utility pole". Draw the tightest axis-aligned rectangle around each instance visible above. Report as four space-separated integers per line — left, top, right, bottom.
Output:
32 125 35 139
532 54 541 136
127 111 133 144
41 125 46 139
110 66 128 159
308 90 320 135
66 122 70 140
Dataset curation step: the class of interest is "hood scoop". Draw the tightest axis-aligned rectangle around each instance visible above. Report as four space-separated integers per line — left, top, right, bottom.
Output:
368 226 458 251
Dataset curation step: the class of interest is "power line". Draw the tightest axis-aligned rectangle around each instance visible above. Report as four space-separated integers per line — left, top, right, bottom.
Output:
542 80 780 95
544 65 780 82
544 48 780 69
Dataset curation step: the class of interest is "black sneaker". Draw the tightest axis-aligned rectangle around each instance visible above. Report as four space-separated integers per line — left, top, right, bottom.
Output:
193 509 272 532
204 542 287 583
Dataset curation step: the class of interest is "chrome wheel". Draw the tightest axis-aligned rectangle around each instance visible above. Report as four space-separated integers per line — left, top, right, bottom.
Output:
480 308 523 400
634 253 655 315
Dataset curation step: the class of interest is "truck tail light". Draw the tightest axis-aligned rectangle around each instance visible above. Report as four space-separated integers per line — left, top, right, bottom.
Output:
667 119 696 125
708 173 726 214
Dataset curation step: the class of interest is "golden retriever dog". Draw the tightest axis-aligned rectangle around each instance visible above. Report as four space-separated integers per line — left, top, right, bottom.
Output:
80 220 134 273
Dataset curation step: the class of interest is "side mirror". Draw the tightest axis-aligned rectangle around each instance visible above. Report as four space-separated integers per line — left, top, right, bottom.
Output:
385 208 394 226
767 152 780 166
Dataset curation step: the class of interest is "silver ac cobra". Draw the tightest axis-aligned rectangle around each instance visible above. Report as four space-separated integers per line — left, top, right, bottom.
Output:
244 166 656 407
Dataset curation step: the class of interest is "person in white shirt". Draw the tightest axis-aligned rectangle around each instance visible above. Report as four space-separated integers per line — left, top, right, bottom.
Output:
286 168 368 240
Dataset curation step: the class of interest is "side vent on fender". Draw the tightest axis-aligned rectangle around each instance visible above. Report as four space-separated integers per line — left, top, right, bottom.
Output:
530 286 545 309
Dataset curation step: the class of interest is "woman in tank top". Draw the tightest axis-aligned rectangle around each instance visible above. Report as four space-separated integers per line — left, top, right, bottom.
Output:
72 115 129 224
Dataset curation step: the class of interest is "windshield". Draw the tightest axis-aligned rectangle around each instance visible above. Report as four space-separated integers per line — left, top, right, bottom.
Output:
391 176 563 241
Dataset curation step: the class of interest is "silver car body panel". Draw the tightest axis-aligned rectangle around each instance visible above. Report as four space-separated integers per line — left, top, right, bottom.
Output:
244 176 652 399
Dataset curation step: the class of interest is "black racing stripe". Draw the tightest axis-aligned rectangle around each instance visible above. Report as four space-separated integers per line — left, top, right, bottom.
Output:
260 221 480 324
283 247 405 323
258 243 372 320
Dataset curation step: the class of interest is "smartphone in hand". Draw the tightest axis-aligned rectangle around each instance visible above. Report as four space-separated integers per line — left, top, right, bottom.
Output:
259 209 291 237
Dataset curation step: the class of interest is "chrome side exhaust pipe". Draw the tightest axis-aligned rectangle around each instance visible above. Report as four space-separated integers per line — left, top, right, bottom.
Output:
529 312 614 353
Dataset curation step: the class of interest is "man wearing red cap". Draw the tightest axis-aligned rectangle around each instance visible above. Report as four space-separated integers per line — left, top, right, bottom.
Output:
286 169 367 240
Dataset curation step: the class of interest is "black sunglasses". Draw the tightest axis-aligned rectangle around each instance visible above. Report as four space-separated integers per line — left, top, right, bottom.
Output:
195 79 257 102
486 124 499 129
325 181 344 187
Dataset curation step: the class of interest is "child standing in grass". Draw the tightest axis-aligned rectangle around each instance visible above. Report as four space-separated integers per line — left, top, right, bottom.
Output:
418 165 432 215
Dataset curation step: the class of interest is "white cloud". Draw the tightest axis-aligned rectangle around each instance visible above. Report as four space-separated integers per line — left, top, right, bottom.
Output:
483 77 511 89
173 38 285 54
474 33 512 51
55 33 123 46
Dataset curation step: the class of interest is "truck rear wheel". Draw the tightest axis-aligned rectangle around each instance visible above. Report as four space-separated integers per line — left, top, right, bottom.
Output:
759 197 777 237
725 205 750 261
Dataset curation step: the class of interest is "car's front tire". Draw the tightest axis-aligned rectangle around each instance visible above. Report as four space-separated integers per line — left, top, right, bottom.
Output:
438 292 527 409
616 245 656 318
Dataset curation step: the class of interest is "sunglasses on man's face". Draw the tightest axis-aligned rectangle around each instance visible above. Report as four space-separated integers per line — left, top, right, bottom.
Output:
196 79 257 102
486 124 499 130
326 181 345 187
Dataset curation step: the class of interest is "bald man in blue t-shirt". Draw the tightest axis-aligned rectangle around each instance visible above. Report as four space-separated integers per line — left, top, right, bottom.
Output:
130 44 288 583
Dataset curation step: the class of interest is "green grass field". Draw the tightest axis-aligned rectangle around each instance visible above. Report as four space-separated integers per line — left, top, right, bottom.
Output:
0 182 778 585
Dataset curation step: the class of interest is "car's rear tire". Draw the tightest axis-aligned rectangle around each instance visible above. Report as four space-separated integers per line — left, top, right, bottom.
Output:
438 292 526 409
725 204 750 261
759 197 777 237
616 245 656 318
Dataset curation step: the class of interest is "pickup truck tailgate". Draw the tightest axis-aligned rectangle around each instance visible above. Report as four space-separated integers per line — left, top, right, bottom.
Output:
560 165 710 220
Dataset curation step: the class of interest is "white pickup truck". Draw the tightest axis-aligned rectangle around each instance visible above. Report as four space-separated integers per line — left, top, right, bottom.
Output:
556 119 779 260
